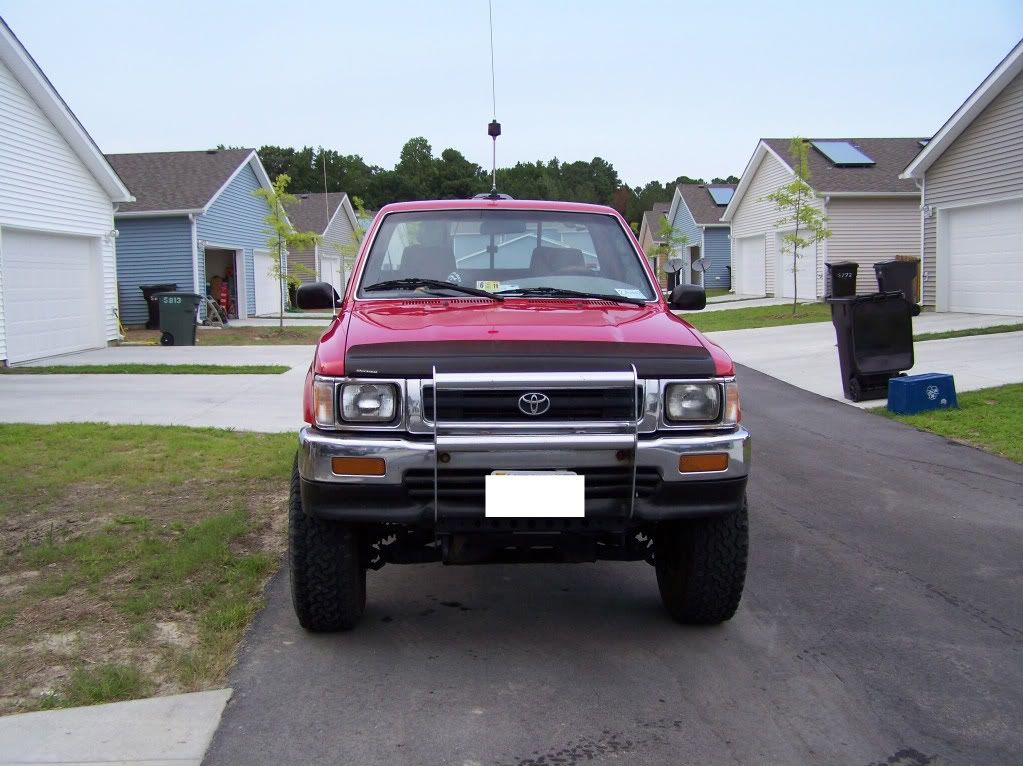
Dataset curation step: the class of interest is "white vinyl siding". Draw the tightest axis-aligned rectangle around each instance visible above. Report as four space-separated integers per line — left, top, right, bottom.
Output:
318 197 358 289
826 197 921 295
289 245 317 284
729 151 824 296
0 57 119 362
922 71 1023 307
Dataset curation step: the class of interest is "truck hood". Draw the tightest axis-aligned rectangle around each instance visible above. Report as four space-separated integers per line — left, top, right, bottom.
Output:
315 299 733 378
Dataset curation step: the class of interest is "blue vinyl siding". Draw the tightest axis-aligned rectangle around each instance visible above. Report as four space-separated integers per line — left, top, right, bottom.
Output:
668 199 700 257
702 227 732 289
114 216 193 325
196 162 273 317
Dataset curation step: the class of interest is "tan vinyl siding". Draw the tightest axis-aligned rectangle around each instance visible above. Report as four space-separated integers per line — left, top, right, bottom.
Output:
730 150 825 295
922 71 1023 306
826 197 921 294
288 246 316 284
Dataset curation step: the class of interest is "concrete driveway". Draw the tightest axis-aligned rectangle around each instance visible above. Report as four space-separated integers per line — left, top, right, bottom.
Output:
203 367 1023 766
0 345 312 432
705 312 1022 406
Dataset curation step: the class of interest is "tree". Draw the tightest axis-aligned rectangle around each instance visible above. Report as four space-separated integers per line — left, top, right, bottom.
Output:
253 174 322 327
647 218 689 288
763 137 831 314
711 175 740 185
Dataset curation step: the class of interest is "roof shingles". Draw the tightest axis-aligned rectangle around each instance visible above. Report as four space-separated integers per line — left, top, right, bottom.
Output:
285 192 348 234
106 149 255 213
677 183 736 226
762 138 925 194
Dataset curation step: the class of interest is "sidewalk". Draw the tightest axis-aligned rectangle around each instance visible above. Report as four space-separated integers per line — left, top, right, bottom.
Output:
0 689 231 766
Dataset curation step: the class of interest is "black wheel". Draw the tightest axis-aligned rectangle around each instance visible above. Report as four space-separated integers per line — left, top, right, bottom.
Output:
848 378 862 402
654 497 748 625
288 456 366 631
159 331 174 346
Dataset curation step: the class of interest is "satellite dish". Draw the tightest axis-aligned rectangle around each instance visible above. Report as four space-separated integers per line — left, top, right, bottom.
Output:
664 257 684 274
691 258 709 273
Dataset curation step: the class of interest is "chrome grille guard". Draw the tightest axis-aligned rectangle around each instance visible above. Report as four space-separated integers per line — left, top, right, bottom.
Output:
430 366 640 523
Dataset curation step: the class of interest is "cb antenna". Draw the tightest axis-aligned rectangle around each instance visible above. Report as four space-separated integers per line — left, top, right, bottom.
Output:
487 0 500 193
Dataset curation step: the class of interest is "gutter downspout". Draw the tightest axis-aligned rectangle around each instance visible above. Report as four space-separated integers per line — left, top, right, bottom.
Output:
916 177 926 305
189 214 202 321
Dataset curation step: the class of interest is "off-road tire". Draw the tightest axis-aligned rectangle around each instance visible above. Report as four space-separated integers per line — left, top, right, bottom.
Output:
654 496 748 625
289 457 366 631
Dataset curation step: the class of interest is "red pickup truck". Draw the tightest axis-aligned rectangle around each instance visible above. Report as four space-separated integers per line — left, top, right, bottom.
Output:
293 197 750 631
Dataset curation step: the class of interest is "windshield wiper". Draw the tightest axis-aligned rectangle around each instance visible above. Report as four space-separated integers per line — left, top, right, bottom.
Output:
493 286 647 306
364 278 503 300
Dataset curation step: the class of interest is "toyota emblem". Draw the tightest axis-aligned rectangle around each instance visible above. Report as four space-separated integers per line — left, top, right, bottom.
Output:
518 392 551 416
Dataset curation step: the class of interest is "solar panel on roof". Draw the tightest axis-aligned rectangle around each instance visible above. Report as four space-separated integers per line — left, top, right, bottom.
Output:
810 140 875 166
707 187 734 205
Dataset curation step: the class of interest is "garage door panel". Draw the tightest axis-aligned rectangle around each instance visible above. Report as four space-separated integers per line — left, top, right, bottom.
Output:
253 251 281 316
946 200 1023 316
2 229 104 363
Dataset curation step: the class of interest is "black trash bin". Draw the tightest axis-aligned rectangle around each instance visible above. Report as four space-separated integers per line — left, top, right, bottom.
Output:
139 283 178 329
827 292 914 402
874 259 921 315
155 292 202 346
825 261 858 298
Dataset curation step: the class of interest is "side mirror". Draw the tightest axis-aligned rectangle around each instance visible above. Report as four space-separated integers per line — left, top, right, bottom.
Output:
296 281 340 310
669 284 706 311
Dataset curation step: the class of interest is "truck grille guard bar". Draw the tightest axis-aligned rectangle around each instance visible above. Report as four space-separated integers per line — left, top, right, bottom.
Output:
430 366 640 524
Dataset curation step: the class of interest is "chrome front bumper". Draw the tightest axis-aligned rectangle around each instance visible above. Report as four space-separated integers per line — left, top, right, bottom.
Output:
298 425 751 485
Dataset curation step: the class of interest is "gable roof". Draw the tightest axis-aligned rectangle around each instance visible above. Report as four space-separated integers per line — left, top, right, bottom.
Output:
723 137 924 222
677 183 735 226
652 202 670 213
285 192 353 234
641 209 666 243
902 39 1023 179
0 17 132 203
106 149 269 215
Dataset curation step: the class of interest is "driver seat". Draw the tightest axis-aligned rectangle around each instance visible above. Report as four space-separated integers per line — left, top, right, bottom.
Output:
529 246 585 274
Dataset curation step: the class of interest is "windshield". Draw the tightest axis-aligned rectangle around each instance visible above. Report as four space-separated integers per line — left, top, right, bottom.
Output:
357 210 657 301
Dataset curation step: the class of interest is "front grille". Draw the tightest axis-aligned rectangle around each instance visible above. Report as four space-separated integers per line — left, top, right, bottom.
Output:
423 387 642 422
403 467 660 504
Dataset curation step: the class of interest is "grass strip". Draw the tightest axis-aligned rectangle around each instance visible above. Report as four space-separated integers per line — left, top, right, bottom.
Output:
1 364 288 375
872 383 1022 463
0 423 295 713
913 324 1023 342
125 326 326 346
683 302 831 332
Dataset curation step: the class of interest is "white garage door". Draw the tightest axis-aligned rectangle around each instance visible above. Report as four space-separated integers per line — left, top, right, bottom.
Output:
2 229 104 363
945 199 1023 316
319 253 344 297
776 233 817 301
736 236 765 296
253 250 281 316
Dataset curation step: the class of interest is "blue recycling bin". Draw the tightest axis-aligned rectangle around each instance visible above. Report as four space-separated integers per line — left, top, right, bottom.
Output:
887 373 958 415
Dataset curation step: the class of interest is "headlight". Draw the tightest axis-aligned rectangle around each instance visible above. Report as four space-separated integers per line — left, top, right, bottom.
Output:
665 383 721 422
340 383 398 422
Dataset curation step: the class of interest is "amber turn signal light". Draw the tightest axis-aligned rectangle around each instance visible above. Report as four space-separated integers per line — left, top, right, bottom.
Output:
679 453 729 473
331 457 386 476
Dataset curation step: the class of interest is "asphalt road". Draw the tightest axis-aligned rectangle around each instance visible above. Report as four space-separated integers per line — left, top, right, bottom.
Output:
204 367 1023 766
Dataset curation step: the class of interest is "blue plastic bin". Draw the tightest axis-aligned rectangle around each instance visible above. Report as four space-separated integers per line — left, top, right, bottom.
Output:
887 373 958 415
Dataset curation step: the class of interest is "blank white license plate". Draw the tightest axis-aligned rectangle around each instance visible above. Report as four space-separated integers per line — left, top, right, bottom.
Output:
485 471 585 518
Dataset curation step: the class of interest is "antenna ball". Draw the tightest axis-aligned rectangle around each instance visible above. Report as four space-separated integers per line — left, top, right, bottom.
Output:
488 120 502 138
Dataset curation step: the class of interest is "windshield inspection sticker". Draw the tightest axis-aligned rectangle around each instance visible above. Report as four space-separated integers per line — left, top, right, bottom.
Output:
615 288 646 298
476 280 502 291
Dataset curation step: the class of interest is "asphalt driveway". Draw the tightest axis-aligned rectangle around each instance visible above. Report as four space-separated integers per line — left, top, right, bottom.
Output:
203 367 1023 766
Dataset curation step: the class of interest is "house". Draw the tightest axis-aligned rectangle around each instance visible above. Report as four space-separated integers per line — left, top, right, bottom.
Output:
665 184 736 290
0 18 134 364
900 39 1023 317
106 149 283 323
722 138 925 301
638 202 670 284
284 192 360 295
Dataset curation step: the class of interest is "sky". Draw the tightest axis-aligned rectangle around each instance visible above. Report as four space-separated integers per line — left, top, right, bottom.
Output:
2 0 1021 187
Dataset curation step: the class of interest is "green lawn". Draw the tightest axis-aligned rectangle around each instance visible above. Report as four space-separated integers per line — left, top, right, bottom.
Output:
1 364 288 375
913 323 1023 343
682 302 831 332
124 326 327 346
874 383 1022 463
0 423 295 714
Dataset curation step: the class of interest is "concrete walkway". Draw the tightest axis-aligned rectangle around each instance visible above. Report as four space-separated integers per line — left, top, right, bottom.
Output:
0 689 231 766
698 296 790 312
706 312 1023 407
